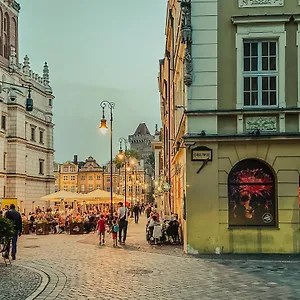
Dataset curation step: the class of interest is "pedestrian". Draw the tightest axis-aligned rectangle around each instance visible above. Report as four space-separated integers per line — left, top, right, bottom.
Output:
97 214 106 245
5 204 22 260
111 220 119 247
133 204 140 224
117 202 129 245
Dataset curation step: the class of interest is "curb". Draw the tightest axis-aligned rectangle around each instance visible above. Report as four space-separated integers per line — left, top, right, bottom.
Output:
16 263 49 300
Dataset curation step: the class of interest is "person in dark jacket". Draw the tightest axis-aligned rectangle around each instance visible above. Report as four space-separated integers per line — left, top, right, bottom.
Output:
5 204 22 260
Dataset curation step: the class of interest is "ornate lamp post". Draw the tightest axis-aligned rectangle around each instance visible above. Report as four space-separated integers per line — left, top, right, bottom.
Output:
118 137 129 210
99 101 115 218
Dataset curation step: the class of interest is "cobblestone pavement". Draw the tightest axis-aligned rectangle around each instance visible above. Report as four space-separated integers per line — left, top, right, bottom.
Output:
0 264 41 300
6 216 300 299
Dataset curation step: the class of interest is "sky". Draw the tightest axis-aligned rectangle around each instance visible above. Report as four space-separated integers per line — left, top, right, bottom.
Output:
18 0 166 165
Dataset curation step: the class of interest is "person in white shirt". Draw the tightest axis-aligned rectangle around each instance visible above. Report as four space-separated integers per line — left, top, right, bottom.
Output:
117 202 129 244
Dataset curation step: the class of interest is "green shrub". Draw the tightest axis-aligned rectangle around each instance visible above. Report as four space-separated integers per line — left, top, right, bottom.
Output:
0 217 15 243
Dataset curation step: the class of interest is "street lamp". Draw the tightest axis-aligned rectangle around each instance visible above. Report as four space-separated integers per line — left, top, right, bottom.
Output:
0 80 34 111
118 137 129 210
99 100 115 218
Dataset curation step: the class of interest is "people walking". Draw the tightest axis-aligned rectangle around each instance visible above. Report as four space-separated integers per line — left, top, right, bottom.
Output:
117 202 129 245
5 204 22 260
133 204 140 224
97 214 106 245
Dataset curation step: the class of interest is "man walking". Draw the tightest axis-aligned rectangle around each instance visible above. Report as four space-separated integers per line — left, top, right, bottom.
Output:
5 204 22 260
117 202 129 245
133 204 140 224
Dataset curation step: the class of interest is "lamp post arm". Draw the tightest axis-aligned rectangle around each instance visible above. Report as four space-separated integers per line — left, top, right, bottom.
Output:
0 80 31 89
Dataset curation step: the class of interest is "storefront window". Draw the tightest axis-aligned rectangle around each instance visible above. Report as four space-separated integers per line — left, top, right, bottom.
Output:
228 159 276 227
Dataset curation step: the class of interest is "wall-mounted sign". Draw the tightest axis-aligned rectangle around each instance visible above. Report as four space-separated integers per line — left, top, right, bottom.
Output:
191 146 212 161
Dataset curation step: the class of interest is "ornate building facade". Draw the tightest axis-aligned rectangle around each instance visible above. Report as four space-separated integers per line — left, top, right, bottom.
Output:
78 156 104 193
159 0 300 254
0 0 55 212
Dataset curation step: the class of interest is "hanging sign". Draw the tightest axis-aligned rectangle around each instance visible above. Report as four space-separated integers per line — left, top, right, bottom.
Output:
191 146 212 161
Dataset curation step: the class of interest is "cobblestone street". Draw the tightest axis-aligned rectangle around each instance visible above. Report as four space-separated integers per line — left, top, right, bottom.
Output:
0 217 300 299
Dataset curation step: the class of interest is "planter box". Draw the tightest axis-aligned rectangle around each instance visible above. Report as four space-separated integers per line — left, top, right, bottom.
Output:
70 223 84 235
36 223 50 235
22 223 30 235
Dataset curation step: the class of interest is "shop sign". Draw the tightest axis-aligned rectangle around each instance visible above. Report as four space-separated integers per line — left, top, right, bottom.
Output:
191 146 212 161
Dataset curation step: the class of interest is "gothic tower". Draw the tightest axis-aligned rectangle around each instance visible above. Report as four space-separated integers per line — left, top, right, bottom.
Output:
0 0 20 65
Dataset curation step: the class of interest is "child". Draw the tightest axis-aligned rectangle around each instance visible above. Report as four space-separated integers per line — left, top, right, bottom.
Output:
111 220 119 247
97 214 106 245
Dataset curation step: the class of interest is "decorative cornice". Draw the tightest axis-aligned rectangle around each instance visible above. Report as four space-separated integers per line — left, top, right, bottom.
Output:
238 0 284 8
232 14 291 25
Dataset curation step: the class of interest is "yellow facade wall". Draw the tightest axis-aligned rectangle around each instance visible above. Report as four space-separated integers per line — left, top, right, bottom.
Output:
186 140 300 254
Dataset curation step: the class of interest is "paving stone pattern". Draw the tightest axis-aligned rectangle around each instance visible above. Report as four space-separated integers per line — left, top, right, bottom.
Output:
0 264 41 300
9 217 300 299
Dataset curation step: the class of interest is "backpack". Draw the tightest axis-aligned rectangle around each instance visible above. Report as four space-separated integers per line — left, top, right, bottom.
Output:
113 224 119 233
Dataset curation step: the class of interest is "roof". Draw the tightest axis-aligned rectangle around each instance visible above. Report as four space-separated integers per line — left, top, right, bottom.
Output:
133 123 151 136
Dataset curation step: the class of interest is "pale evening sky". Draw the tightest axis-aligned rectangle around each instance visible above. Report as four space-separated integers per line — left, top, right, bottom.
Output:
18 0 166 165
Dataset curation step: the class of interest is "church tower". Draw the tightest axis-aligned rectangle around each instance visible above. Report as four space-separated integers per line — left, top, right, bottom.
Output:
0 0 20 65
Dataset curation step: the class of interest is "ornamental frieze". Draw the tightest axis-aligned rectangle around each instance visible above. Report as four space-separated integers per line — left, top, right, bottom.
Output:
239 0 284 7
245 116 277 132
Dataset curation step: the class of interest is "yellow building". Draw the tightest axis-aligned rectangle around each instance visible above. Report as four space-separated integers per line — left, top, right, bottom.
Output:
59 162 78 193
159 0 300 254
78 156 103 193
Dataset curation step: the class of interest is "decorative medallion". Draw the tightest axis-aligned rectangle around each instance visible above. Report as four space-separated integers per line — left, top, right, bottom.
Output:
239 0 284 7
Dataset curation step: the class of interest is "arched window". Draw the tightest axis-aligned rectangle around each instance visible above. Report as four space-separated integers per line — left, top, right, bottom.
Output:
10 17 17 49
228 159 276 227
3 13 9 58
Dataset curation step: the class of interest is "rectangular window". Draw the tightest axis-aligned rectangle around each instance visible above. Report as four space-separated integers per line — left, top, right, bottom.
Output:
70 175 75 181
70 185 76 192
39 159 44 175
96 184 101 189
39 130 44 144
113 177 117 183
129 186 132 192
63 167 68 172
63 185 68 191
49 99 52 106
81 176 85 180
3 152 6 170
1 114 6 130
106 187 110 192
89 185 93 192
106 177 110 182
31 126 36 141
63 175 68 181
81 185 85 192
70 167 75 172
89 176 93 180
243 40 278 107
96 175 101 180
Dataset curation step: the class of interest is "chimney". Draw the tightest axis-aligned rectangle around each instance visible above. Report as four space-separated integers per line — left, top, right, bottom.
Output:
73 155 78 165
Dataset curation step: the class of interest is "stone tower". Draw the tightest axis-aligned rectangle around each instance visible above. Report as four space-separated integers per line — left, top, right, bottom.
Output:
128 123 154 163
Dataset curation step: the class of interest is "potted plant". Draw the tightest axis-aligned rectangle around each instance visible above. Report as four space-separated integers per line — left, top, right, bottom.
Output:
70 219 84 235
22 220 30 235
36 220 50 235
0 217 15 244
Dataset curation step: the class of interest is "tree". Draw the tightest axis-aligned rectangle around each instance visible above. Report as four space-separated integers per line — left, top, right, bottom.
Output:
114 149 140 169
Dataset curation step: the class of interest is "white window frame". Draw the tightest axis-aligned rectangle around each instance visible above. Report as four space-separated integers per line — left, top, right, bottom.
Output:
234 20 286 109
243 40 278 107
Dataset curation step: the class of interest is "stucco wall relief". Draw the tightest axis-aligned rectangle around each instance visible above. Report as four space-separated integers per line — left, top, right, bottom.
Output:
245 116 277 133
238 0 284 8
